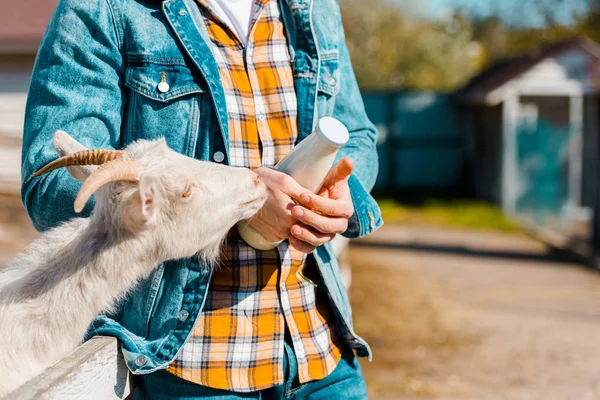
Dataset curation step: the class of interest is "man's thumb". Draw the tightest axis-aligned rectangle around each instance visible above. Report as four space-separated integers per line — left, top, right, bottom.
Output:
325 158 354 187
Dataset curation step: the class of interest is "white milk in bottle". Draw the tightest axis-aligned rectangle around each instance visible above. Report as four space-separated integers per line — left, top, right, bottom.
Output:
237 117 350 250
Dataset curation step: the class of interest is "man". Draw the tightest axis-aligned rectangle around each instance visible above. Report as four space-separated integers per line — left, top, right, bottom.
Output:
22 0 382 398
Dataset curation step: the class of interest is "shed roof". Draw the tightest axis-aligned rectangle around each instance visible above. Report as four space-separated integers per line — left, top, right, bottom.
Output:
1 0 58 54
456 36 600 105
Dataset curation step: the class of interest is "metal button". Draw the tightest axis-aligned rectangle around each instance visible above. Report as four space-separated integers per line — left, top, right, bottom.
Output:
256 112 266 122
178 310 189 322
213 151 225 163
135 355 147 367
328 75 337 87
178 9 188 16
158 81 170 93
158 71 170 93
368 211 375 229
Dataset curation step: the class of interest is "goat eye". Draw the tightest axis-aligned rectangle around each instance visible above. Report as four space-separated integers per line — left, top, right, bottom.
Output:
182 184 193 198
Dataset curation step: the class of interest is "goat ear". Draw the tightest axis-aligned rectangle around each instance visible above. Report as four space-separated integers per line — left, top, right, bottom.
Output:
138 175 161 223
53 130 94 182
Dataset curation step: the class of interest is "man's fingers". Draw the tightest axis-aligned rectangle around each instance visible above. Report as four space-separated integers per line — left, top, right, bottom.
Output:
294 194 354 219
291 224 335 247
323 158 354 188
277 172 310 199
317 187 330 198
291 205 349 233
289 236 317 254
255 167 309 199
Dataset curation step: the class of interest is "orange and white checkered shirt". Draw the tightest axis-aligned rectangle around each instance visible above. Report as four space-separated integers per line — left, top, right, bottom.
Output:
166 0 344 392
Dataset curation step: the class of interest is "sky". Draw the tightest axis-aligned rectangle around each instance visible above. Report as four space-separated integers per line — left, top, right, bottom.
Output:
399 0 591 27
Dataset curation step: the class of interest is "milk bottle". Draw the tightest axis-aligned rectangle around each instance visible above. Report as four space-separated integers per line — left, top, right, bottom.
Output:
237 117 350 250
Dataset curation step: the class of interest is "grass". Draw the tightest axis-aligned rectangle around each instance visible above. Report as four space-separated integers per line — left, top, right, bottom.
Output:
377 198 524 233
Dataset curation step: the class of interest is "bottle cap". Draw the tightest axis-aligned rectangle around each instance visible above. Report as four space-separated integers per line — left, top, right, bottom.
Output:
315 117 349 148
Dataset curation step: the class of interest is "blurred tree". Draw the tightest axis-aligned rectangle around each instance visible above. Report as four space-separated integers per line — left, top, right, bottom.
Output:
340 0 483 91
472 16 509 63
474 19 575 62
575 1 600 43
339 0 600 92
339 0 409 91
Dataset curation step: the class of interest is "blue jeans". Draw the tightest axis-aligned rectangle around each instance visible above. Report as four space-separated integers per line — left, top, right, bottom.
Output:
134 341 368 399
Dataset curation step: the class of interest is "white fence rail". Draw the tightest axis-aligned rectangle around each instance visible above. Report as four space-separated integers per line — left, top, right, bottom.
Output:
5 337 133 400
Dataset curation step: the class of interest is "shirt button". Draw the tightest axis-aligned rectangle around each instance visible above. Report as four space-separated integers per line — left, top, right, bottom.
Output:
213 151 225 163
178 9 188 16
256 112 266 122
328 75 337 87
135 355 147 367
178 310 189 322
157 81 170 93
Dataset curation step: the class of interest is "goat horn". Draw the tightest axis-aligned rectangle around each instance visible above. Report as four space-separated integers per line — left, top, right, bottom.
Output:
74 158 144 213
31 149 127 178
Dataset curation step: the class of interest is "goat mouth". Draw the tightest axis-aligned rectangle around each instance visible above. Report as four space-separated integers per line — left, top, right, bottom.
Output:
240 196 266 208
239 195 267 214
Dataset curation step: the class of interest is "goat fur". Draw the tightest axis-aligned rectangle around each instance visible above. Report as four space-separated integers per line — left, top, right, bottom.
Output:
0 133 266 395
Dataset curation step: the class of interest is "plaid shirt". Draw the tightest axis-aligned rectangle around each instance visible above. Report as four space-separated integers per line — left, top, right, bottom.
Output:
167 0 343 392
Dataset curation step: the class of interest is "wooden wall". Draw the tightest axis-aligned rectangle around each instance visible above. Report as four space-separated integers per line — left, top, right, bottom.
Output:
0 55 34 194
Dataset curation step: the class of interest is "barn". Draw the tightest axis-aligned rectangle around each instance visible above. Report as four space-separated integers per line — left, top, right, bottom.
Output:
363 91 464 195
0 1 58 193
456 36 600 258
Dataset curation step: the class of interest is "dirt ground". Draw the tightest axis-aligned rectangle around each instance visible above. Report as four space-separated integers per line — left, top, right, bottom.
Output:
3 196 600 399
352 225 600 400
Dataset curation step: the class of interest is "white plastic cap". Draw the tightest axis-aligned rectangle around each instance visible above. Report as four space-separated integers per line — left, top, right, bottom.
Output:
315 117 349 148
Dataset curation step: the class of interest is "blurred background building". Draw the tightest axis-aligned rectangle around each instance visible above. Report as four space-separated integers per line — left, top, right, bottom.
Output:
344 0 600 264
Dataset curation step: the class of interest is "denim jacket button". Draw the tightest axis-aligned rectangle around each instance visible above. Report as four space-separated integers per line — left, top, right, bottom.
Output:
178 310 189 321
328 76 336 87
135 355 147 367
213 151 225 163
158 81 170 93
178 9 188 16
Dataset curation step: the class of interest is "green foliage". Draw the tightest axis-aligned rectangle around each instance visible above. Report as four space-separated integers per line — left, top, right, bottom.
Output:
340 0 484 91
339 0 600 92
378 198 524 233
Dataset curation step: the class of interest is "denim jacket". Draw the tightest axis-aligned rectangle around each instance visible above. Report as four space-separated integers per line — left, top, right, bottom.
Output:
21 0 382 374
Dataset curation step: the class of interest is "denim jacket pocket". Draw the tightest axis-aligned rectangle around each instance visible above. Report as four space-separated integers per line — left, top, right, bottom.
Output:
316 50 340 117
125 62 205 102
318 50 341 97
124 57 206 156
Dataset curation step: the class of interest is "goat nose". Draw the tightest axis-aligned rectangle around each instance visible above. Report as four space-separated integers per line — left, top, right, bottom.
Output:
252 173 261 187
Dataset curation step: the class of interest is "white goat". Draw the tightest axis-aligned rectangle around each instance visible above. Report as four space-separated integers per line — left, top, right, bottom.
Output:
0 131 266 396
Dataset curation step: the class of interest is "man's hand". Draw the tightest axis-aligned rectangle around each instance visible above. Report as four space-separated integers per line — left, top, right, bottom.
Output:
288 158 355 253
248 167 307 243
